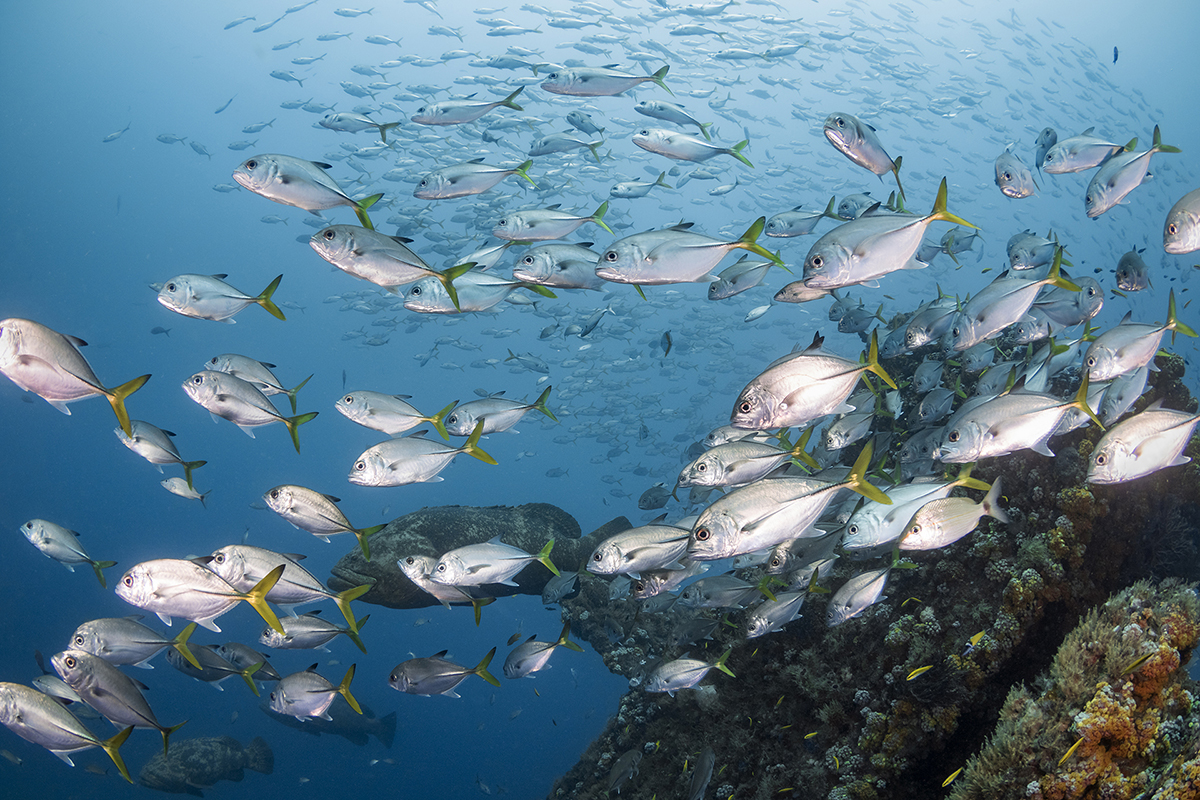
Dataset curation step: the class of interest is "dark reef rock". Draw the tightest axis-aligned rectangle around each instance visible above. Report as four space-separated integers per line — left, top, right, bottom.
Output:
327 502 629 609
546 355 1200 800
139 736 273 796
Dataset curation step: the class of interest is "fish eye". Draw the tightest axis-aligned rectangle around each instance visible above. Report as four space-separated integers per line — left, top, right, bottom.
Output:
269 489 279 499
952 327 960 337
447 414 458 424
343 395 354 404
416 106 424 113
214 554 225 563
1168 223 1178 235
73 634 84 645
419 179 428 186
323 229 336 240
1095 453 1107 465
522 256 534 264
836 117 845 127
769 556 782 567
548 72 558 78
909 525 920 535
1085 195 1092 204
436 563 446 572
354 460 366 471
269 691 276 701
1002 172 1012 181
695 527 710 541
696 462 706 472
405 556 416 565
192 375 203 384
166 283 176 292
245 160 257 169
605 251 618 262
947 430 960 442
65 656 75 668
811 255 823 268
593 552 602 561
411 286 421 295
848 524 858 535
738 401 752 414
1086 356 1096 367
123 575 133 586
498 219 507 226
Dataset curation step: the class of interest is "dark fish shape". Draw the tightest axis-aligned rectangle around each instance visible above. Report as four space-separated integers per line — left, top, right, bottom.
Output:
139 736 273 796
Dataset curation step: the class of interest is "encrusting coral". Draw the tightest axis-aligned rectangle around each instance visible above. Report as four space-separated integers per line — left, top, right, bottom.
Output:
948 579 1199 800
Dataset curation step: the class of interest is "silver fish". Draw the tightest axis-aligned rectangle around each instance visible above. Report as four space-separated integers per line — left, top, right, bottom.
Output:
414 159 535 199
430 537 557 587
597 219 780 287
69 617 200 670
157 273 285 323
347 423 496 486
309 225 470 307
730 332 895 431
0 682 132 780
259 611 367 654
263 485 385 561
897 480 1008 550
21 519 116 587
232 153 382 228
645 648 733 696
1115 247 1152 292
0 318 149 436
388 648 500 697
827 568 889 626
541 65 669 96
493 203 613 241
411 87 523 125
1088 401 1200 484
1163 187 1200 254
632 127 751 167
587 522 691 577
270 665 360 720
765 199 837 237
802 179 972 290
512 243 605 290
115 420 205 485
823 112 904 198
115 559 285 634
610 172 672 199
182 370 318 453
502 622 583 679
51 650 185 755
1083 291 1196 381
335 391 455 438
318 112 401 142
205 543 370 629
1041 127 1123 174
994 143 1037 198
1085 126 1180 219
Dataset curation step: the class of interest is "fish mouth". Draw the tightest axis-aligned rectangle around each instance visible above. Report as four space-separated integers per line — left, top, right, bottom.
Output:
329 563 374 592
594 266 625 282
231 171 255 191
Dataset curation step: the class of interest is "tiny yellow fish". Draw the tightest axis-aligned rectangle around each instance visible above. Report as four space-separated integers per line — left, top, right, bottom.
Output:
907 665 933 681
1120 652 1154 676
804 731 819 740
1058 736 1084 766
942 767 963 787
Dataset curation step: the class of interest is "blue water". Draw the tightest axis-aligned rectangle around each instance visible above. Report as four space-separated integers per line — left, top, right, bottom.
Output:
3 0 1199 797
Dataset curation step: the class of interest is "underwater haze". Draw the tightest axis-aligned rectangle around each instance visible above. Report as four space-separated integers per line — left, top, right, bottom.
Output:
2 0 1200 798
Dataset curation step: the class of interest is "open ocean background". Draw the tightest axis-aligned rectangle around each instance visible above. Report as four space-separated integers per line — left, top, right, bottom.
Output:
2 0 1199 797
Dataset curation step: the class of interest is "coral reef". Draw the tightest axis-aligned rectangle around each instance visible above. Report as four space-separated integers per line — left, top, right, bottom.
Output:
547 356 1200 800
949 580 1199 800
